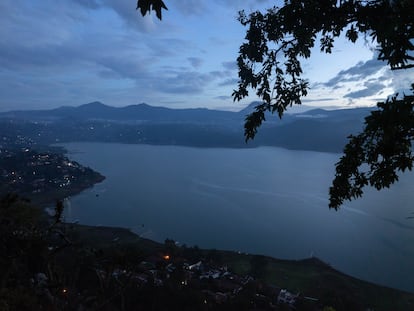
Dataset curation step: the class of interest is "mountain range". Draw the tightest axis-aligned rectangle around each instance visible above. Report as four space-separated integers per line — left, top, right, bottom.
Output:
0 102 374 153
1 101 240 123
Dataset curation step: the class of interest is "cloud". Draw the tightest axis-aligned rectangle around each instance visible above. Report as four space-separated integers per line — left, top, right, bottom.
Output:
213 0 272 10
390 69 414 95
215 95 231 100
0 2 195 78
69 0 161 33
302 98 337 103
167 0 273 17
209 70 228 79
101 0 161 32
169 1 207 16
7 0 395 112
96 56 151 80
324 58 386 87
150 67 238 95
188 57 203 68
222 61 237 71
72 0 100 9
218 78 238 87
305 52 402 107
145 38 194 57
0 0 171 109
344 81 385 98
156 70 217 94
0 0 86 47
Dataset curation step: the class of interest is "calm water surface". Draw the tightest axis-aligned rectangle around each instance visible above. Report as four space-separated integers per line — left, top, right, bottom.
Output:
62 142 414 292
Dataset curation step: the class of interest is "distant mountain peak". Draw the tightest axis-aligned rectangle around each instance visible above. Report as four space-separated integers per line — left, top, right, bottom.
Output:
238 101 262 114
136 103 150 107
80 101 109 109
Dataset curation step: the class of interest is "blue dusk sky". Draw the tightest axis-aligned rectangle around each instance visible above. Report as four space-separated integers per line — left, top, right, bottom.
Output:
0 0 412 112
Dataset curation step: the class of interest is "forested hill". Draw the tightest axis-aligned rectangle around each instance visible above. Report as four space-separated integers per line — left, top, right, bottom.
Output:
0 102 374 153
0 101 239 123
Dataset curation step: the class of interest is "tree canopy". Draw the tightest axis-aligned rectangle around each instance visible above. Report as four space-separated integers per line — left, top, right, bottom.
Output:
137 0 414 209
329 87 414 209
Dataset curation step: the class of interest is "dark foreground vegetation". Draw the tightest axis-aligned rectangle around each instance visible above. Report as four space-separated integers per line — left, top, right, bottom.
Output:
1 195 413 311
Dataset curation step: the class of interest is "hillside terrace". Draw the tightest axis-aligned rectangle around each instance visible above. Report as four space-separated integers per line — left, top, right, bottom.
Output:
95 252 315 310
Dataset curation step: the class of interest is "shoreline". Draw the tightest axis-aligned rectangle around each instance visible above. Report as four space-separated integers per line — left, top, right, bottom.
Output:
25 172 105 210
63 222 414 304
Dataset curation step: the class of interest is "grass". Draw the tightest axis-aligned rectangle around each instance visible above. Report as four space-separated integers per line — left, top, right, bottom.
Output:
220 253 414 311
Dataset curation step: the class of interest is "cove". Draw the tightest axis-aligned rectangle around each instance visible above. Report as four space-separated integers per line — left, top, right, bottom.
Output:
62 142 414 292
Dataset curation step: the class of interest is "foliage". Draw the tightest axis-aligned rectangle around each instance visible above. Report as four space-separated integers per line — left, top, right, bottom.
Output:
329 86 414 208
233 0 414 208
0 194 45 270
0 194 47 309
232 0 413 138
0 195 88 309
136 0 167 20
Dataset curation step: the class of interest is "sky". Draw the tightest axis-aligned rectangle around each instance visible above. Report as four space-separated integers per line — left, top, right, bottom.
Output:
0 0 412 112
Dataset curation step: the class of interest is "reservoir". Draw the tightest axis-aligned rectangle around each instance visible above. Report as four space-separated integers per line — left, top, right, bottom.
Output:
62 142 414 292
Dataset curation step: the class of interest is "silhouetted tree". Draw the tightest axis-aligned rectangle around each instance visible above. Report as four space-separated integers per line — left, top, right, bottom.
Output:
233 0 414 209
329 88 414 208
138 0 414 209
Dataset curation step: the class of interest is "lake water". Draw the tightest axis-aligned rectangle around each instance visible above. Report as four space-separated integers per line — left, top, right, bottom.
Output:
62 142 414 292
